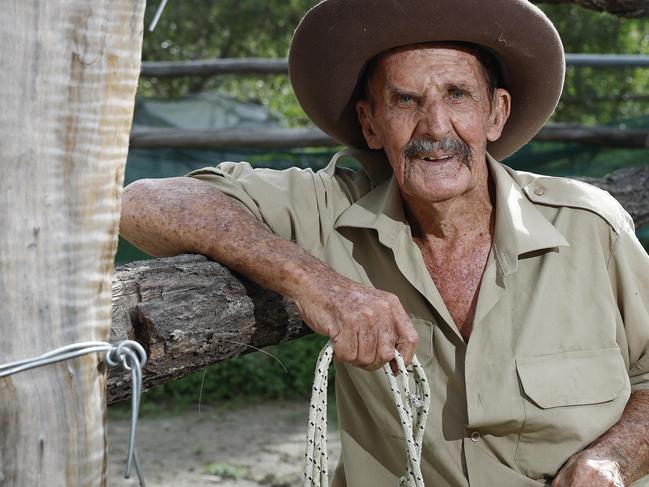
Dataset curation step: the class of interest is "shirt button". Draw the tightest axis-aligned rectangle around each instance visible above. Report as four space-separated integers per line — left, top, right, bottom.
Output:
470 431 480 442
534 186 545 196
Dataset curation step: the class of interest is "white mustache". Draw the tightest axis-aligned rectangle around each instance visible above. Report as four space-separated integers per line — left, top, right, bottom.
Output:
403 136 472 166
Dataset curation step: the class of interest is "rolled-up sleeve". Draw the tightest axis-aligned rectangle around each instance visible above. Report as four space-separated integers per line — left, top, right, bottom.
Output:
608 227 649 392
186 161 357 258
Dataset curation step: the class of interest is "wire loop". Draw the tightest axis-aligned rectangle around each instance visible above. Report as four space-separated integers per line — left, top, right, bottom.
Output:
0 340 148 487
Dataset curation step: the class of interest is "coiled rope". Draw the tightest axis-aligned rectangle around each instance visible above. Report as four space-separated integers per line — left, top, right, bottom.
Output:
0 340 148 487
304 342 430 486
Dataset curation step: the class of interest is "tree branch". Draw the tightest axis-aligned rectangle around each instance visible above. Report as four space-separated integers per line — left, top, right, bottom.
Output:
532 0 649 17
108 164 649 404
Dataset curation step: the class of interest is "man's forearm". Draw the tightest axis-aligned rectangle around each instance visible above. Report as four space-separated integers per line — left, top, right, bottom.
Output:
586 390 649 484
119 176 418 368
554 390 649 485
120 176 326 300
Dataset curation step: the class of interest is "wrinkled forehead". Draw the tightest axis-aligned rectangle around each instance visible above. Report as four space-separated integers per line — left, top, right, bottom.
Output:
382 42 485 64
367 42 491 90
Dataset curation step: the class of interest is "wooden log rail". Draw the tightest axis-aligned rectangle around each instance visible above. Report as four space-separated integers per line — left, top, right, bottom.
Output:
139 54 649 79
107 164 649 404
129 125 649 150
141 58 288 77
109 254 309 404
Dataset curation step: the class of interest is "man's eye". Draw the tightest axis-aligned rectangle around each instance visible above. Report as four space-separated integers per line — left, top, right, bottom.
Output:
450 89 466 101
396 94 415 104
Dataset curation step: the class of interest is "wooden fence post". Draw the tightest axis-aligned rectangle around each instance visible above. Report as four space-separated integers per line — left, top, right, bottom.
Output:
0 1 145 485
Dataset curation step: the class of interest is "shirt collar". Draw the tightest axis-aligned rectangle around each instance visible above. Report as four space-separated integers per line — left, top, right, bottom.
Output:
334 150 570 275
487 153 570 274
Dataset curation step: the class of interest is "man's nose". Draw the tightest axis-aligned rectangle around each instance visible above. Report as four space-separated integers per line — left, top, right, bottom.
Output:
415 100 453 140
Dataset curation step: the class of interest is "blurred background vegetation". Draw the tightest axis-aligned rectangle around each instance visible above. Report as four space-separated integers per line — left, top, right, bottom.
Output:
116 1 649 411
138 0 649 125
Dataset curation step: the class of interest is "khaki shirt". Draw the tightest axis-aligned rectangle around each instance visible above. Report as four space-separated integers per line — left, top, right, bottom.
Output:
189 150 649 486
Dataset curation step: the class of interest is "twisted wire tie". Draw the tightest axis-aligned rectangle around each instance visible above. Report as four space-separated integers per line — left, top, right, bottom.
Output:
0 340 148 487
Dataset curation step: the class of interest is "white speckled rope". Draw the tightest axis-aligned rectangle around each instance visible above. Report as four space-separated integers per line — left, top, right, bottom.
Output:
304 341 430 486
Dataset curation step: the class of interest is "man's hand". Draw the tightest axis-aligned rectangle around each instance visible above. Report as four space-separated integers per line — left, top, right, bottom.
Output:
551 390 649 487
293 269 418 370
552 453 625 487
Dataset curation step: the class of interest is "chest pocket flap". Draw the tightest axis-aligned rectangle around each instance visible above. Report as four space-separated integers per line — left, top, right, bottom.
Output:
516 348 627 409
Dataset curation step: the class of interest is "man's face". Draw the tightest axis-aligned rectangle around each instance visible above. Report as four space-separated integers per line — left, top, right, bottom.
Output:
356 45 511 206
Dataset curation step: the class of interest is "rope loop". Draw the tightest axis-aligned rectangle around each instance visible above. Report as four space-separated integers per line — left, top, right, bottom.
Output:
304 342 430 487
0 340 147 487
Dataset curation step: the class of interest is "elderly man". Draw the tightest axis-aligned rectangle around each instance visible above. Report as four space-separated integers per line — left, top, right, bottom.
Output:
120 0 649 485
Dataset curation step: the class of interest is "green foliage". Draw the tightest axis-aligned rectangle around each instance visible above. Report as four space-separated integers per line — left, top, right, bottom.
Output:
539 6 649 125
141 2 649 127
141 0 319 126
141 334 332 407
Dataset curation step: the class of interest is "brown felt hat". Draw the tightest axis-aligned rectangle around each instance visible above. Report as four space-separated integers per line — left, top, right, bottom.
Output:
288 0 565 161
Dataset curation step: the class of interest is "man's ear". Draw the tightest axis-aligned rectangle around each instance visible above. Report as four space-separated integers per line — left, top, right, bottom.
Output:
355 99 383 150
486 88 512 142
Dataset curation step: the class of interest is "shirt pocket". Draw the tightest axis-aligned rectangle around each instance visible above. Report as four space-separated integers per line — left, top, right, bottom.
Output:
384 317 435 441
514 348 630 480
365 317 433 442
405 318 434 405
411 317 434 368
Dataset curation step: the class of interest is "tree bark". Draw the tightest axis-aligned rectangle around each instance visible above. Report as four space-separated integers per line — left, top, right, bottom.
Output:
533 0 649 17
0 1 145 485
129 125 649 150
583 165 649 227
108 164 649 404
108 255 309 404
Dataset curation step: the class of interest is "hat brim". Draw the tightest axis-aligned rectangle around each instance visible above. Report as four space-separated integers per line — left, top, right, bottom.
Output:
288 0 565 161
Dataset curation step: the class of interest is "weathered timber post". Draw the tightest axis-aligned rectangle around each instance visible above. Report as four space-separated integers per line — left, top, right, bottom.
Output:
0 1 145 485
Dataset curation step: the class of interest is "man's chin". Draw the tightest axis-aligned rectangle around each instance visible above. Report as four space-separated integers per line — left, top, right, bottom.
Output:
402 181 474 205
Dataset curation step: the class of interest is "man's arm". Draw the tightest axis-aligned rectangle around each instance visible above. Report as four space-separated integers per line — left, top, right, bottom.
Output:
120 176 418 370
553 390 649 486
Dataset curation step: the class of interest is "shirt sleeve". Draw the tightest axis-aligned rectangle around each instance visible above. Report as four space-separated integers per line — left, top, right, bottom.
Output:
608 226 649 392
185 161 355 258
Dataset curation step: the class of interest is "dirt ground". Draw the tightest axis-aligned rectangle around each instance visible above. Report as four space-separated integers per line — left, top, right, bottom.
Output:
107 400 341 487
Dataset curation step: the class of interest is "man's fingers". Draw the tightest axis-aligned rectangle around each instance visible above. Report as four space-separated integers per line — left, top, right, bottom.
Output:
295 284 419 370
331 324 359 363
390 298 419 365
355 326 379 367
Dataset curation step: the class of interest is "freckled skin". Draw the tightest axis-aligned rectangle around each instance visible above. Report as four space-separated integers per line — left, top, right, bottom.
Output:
119 177 418 372
120 43 649 485
551 390 649 486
